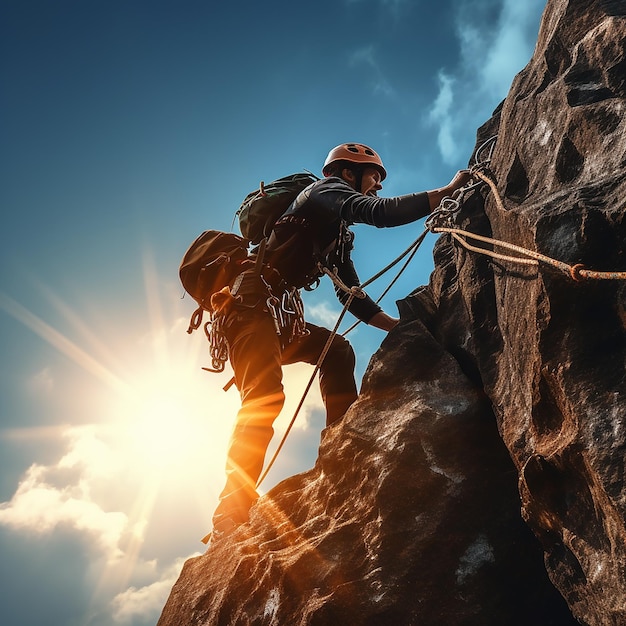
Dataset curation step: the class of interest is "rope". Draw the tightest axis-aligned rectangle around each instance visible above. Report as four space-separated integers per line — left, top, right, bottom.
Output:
472 169 506 212
435 226 626 281
342 228 428 336
431 170 626 282
444 229 538 266
433 227 541 267
256 293 355 488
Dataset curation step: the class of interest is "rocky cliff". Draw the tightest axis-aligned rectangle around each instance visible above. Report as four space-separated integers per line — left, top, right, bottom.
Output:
158 0 626 624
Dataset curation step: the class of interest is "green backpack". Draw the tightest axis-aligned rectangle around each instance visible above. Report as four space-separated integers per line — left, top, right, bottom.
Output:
236 171 319 243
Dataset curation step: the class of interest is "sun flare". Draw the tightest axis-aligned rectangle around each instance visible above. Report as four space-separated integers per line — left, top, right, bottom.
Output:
119 375 237 481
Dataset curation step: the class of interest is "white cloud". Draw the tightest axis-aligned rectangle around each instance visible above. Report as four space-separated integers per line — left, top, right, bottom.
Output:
111 557 192 624
0 425 156 560
0 423 200 625
0 463 128 558
306 300 343 328
479 1 544 98
428 72 457 163
58 425 124 480
427 0 545 164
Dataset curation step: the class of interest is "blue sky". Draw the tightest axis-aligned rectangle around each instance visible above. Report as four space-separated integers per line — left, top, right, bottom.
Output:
0 1 545 624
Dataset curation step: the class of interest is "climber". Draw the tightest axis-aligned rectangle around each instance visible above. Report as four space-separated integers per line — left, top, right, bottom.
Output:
208 142 470 542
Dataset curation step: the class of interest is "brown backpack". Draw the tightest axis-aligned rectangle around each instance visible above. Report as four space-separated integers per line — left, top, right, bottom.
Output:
179 230 250 315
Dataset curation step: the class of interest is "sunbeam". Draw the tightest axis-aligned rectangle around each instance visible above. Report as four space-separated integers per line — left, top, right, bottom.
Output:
0 292 129 395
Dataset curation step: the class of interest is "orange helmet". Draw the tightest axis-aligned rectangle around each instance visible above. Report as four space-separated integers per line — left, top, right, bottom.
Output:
322 143 387 180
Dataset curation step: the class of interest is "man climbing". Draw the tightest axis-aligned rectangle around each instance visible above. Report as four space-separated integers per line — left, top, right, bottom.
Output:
208 142 470 541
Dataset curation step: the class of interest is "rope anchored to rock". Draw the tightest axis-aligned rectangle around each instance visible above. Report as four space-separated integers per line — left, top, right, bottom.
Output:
430 225 626 282
428 141 626 282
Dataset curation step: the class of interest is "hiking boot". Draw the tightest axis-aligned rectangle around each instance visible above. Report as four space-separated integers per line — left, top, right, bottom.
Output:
213 514 242 536
201 514 243 546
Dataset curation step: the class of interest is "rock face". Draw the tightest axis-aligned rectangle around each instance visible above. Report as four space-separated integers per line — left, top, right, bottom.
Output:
158 1 626 624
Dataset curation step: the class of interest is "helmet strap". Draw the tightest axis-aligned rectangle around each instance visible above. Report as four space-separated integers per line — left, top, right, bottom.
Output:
345 166 364 193
338 164 365 192
354 168 364 193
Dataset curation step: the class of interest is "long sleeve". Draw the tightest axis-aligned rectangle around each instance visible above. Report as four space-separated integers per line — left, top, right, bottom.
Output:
312 177 431 227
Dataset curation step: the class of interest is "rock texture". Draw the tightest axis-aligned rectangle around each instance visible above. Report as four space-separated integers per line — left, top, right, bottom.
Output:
158 0 626 624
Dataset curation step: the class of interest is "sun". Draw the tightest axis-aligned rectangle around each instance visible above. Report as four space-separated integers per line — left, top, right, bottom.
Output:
110 350 325 491
129 387 200 462
0 243 329 608
117 366 238 475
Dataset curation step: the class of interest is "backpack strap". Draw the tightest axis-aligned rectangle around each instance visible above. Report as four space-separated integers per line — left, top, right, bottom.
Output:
254 237 267 273
230 237 268 300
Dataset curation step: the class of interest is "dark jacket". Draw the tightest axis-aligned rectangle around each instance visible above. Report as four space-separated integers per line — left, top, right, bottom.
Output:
266 176 430 323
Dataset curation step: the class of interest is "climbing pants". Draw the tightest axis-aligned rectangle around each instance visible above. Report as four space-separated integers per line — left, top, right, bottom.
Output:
212 306 357 527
